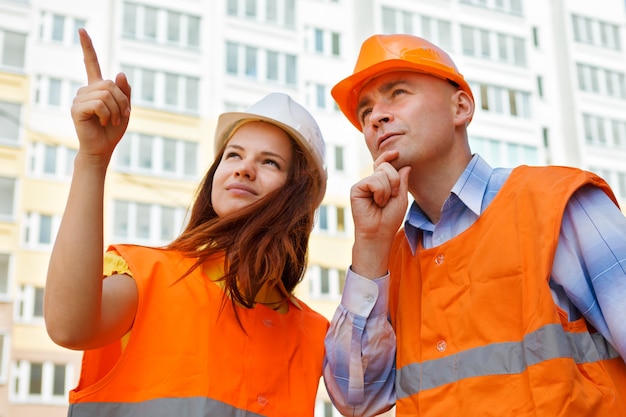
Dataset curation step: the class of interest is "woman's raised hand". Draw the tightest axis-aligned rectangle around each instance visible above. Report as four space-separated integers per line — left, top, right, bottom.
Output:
71 28 131 162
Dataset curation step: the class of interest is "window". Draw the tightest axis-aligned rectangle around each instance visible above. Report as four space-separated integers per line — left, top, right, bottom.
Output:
381 7 452 50
226 42 298 86
334 145 344 172
27 142 76 179
0 333 9 384
461 0 522 14
462 26 526 66
572 14 621 50
22 212 60 249
112 200 187 245
0 177 16 220
309 28 341 57
308 265 346 299
122 2 201 48
122 66 199 113
39 12 85 46
577 63 626 98
10 360 73 404
15 284 44 323
316 204 347 234
0 253 12 301
34 77 81 110
114 132 198 178
470 136 539 167
228 0 295 27
0 100 21 144
471 82 531 118
1 30 26 70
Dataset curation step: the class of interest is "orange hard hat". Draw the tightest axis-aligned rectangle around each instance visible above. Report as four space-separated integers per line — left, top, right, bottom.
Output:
331 34 474 131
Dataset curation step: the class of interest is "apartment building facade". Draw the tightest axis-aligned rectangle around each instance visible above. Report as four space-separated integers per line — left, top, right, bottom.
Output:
1 0 625 416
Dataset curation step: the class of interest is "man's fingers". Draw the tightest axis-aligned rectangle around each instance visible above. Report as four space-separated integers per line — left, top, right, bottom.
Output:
78 28 103 84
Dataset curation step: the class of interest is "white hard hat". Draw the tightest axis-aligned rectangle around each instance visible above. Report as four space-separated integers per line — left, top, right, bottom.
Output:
214 92 327 206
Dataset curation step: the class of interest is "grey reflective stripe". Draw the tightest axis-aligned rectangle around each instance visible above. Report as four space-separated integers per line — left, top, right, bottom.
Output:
69 396 267 417
396 323 621 399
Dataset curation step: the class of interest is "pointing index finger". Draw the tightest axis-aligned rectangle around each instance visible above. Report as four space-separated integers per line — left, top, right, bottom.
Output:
78 28 103 84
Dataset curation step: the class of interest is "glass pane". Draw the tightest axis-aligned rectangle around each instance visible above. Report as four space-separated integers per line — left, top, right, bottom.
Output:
140 69 156 102
160 206 175 240
187 16 200 47
48 78 62 106
226 42 238 74
115 135 132 168
53 364 65 396
65 148 76 176
334 146 344 171
245 46 257 77
123 3 138 36
162 138 176 172
165 73 178 106
284 0 295 26
320 268 329 293
34 287 44 317
167 11 180 42
138 134 153 169
266 0 277 22
0 177 15 216
144 7 158 39
285 54 296 85
43 144 57 174
185 77 199 111
29 363 43 395
227 0 238 16
245 0 256 17
39 215 52 244
52 15 65 42
136 204 151 239
0 253 9 294
0 101 20 141
114 201 129 237
73 19 86 44
266 51 278 81
314 29 324 52
183 142 197 176
3 31 27 68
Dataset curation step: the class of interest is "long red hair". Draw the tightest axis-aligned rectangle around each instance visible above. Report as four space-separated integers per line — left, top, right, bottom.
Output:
167 134 323 311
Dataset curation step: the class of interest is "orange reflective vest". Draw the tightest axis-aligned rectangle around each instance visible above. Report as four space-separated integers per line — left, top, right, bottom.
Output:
69 244 329 417
388 166 626 415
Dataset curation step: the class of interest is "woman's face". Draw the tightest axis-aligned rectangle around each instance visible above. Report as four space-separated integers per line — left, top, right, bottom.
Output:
211 121 294 217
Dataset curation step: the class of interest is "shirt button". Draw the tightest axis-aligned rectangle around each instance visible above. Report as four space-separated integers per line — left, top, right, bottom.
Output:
436 340 447 352
435 254 445 265
257 395 268 406
364 294 374 303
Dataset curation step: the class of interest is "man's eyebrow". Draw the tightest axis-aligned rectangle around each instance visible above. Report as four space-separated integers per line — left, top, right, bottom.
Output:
357 79 409 113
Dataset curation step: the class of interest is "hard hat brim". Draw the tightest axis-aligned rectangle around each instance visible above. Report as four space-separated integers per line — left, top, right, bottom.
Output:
331 59 473 132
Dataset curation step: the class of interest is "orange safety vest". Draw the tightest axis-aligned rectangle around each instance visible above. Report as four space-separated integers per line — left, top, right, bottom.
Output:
68 244 329 417
388 166 626 416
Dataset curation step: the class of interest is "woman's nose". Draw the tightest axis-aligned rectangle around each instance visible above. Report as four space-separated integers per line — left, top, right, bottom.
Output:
233 158 255 180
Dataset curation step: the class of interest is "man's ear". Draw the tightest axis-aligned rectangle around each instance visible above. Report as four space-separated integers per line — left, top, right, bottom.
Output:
452 90 474 127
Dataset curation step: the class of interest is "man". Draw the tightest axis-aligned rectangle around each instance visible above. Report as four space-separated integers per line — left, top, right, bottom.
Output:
323 33 626 416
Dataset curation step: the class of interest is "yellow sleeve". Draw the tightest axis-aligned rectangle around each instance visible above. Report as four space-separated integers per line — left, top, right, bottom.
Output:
103 250 133 278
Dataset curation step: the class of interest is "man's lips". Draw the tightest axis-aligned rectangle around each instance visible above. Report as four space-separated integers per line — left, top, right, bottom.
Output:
377 132 401 149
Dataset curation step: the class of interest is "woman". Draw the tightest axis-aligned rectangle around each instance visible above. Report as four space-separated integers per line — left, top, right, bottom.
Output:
44 29 329 417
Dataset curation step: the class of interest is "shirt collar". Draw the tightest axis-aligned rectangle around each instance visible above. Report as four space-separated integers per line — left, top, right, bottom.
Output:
404 154 493 252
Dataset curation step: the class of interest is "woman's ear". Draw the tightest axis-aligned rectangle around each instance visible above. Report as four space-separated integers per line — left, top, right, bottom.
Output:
452 89 474 127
